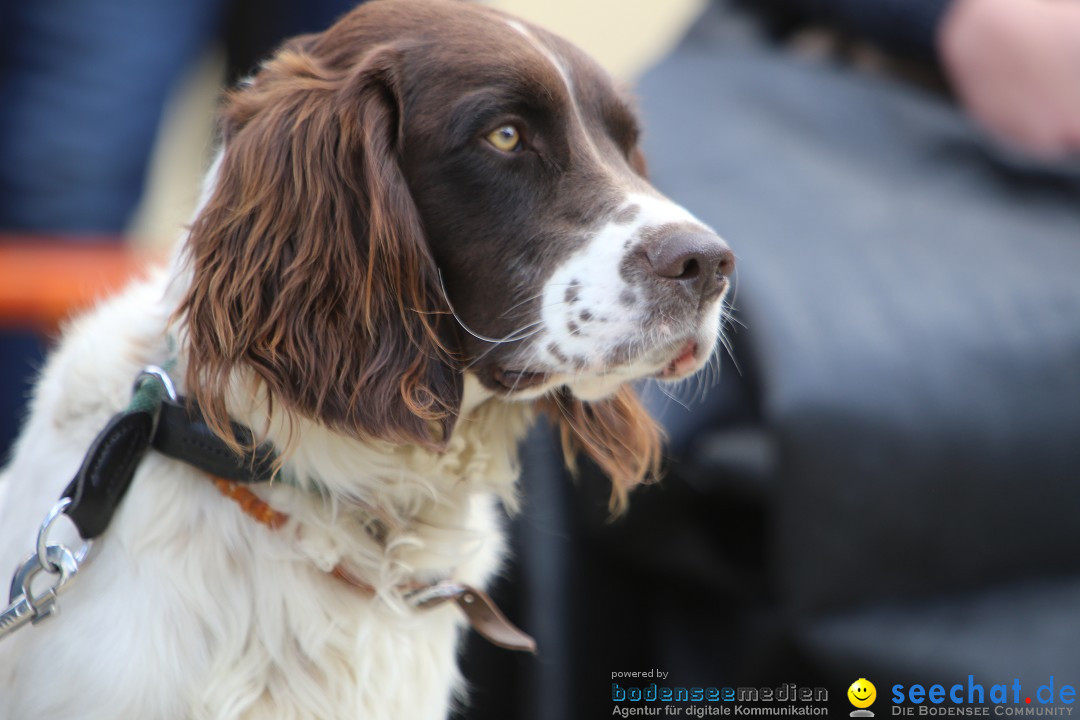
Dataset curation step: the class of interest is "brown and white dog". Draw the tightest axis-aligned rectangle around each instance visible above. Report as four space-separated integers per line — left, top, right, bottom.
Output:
0 1 732 717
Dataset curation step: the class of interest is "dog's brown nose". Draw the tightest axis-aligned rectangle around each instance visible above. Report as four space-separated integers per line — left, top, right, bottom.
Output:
645 229 734 300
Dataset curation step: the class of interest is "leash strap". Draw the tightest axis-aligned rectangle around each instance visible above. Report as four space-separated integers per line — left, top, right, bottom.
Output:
59 367 174 539
60 372 277 540
60 411 156 539
413 584 538 653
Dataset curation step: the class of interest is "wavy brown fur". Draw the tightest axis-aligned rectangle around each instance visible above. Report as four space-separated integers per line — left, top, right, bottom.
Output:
177 41 461 450
543 386 663 514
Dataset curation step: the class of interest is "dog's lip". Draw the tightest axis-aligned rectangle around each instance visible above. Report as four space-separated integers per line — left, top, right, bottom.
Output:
492 367 551 391
491 338 702 390
655 339 699 380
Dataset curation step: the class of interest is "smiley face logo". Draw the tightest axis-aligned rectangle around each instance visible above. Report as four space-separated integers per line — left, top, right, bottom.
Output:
848 678 876 709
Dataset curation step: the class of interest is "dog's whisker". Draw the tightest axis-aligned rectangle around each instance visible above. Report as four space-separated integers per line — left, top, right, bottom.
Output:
437 270 547 345
656 380 691 411
461 321 546 366
498 291 547 318
462 327 548 371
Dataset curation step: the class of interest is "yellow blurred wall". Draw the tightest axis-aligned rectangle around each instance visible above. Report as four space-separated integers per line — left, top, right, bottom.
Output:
485 0 705 80
129 0 705 246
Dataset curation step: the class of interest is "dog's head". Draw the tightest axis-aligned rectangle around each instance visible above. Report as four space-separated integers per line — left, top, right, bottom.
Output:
179 0 732 509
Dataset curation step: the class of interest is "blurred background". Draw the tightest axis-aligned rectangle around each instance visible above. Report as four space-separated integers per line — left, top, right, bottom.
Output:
2 0 1079 717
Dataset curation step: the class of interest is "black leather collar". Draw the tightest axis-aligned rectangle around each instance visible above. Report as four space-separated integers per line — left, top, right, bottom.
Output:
62 395 276 540
152 398 277 484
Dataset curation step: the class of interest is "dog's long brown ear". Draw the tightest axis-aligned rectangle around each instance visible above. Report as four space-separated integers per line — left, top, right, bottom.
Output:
177 43 460 449
543 386 663 514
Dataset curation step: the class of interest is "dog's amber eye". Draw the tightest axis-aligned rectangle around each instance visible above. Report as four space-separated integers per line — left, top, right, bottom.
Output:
486 125 521 152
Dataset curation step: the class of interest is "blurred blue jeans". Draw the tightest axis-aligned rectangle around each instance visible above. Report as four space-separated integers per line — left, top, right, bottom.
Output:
0 0 223 232
0 0 221 462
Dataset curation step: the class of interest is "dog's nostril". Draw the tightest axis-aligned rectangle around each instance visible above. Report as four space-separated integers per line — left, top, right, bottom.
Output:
678 258 700 280
717 252 735 279
646 230 734 297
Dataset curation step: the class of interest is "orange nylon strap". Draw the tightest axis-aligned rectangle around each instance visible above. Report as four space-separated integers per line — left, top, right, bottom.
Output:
212 478 289 530
211 477 371 589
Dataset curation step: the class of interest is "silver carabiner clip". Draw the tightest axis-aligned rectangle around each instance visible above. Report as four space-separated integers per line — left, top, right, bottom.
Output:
10 543 79 615
1 499 89 642
0 544 79 640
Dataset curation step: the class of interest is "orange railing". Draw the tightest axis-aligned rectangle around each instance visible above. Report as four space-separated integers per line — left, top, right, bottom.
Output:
0 238 160 333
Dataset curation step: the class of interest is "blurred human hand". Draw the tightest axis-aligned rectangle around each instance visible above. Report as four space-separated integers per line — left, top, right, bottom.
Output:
939 0 1080 159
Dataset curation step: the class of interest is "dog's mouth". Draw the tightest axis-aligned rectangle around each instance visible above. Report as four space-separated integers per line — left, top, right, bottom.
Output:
492 337 702 393
654 339 700 380
491 367 550 392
